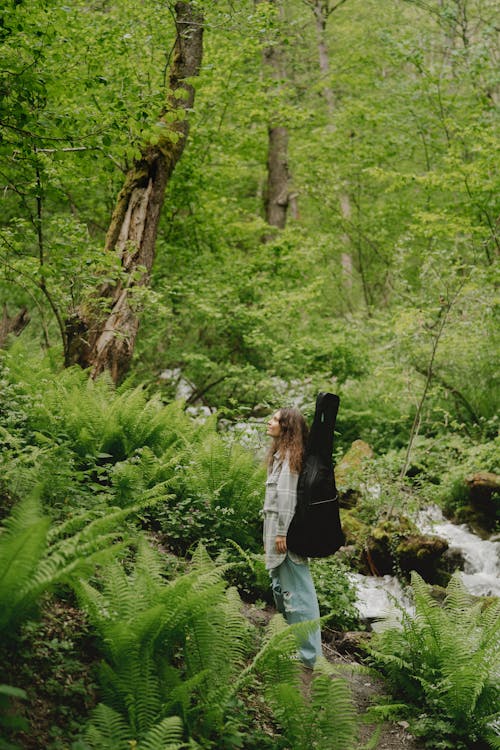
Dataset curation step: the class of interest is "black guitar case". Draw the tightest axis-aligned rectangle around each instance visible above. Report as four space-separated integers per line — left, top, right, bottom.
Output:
286 392 345 558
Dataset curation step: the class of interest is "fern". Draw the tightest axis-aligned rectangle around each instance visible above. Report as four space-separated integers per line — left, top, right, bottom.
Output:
310 659 358 749
232 613 358 750
0 494 50 630
369 571 500 748
83 704 132 750
178 433 265 550
0 490 141 637
78 542 356 749
139 716 185 750
77 543 251 745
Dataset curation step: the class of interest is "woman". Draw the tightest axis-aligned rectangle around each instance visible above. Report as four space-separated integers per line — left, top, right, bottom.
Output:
264 407 322 668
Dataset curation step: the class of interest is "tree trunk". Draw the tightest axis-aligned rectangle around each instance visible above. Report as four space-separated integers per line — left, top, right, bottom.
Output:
66 2 203 382
263 0 291 231
265 124 290 229
308 0 356 299
312 0 335 122
0 304 30 348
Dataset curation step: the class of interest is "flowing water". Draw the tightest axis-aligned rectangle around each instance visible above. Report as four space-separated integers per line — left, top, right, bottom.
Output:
351 504 500 623
416 504 500 598
348 572 414 625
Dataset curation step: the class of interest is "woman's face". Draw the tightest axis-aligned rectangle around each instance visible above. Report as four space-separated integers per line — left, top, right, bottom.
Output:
266 411 281 438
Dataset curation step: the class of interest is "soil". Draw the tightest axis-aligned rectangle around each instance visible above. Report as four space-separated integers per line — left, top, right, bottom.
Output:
243 602 425 750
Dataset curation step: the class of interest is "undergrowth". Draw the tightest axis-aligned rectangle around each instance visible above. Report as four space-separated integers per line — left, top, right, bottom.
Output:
368 572 500 749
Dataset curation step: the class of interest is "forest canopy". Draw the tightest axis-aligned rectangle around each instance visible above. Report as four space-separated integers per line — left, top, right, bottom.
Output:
1 2 499 748
1 0 498 442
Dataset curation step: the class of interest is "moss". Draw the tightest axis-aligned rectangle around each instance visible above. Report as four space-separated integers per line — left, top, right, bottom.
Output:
341 509 369 545
364 516 449 582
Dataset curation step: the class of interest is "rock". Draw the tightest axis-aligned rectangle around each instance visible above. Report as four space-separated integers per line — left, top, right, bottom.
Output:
330 630 372 655
396 535 449 581
363 516 449 583
441 547 466 574
341 510 369 546
336 440 374 483
466 471 500 495
463 471 500 533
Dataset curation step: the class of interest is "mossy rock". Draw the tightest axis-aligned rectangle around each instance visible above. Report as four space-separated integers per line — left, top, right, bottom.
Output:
396 535 449 580
463 472 500 533
446 472 499 536
363 515 449 583
370 516 415 541
341 509 369 546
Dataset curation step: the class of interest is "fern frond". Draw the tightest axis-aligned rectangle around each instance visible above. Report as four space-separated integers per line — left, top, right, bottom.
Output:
139 715 184 750
234 613 301 694
310 658 358 750
266 682 309 745
444 571 475 613
84 703 132 750
0 494 50 629
166 669 212 722
370 570 500 748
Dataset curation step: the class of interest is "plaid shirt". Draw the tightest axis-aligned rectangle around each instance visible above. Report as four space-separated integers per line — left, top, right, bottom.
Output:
263 453 307 570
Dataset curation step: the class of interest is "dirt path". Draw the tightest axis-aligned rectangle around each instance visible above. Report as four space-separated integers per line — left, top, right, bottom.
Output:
243 603 425 750
322 638 424 750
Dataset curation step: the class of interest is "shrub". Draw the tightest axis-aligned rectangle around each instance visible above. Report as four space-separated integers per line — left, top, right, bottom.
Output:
156 434 265 554
310 557 360 631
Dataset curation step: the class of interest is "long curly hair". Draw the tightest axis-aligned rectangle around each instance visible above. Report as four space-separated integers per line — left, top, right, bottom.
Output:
267 407 309 474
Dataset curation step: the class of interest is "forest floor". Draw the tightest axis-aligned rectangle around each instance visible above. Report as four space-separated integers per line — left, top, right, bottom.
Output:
244 603 425 750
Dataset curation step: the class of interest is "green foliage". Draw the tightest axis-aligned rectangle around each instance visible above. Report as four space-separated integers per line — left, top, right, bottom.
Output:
254 619 358 750
83 707 185 750
2 346 195 464
310 557 360 631
0 490 140 635
77 541 358 749
4 597 98 750
0 491 150 748
0 350 265 553
0 683 28 747
77 541 255 747
158 433 265 554
1 2 499 745
369 572 500 749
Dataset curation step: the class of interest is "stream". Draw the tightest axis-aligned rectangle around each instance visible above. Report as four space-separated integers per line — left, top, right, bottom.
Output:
351 505 500 624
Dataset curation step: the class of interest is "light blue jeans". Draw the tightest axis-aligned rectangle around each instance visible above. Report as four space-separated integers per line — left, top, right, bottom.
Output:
270 555 322 668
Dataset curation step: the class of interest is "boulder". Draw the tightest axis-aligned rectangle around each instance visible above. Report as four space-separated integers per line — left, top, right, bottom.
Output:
363 516 449 584
463 471 500 533
396 535 449 582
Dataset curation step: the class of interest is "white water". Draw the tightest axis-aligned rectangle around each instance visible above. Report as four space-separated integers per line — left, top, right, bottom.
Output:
416 504 500 598
351 504 500 623
348 573 414 627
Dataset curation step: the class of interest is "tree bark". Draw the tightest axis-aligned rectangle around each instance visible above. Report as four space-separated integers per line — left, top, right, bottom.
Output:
0 304 30 348
265 124 290 229
263 0 291 232
66 2 203 382
312 0 335 121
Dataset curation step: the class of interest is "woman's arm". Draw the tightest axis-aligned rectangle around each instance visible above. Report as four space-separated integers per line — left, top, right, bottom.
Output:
275 460 299 549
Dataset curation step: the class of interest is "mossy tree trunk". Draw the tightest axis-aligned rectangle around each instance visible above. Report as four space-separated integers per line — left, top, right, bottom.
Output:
65 2 203 382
